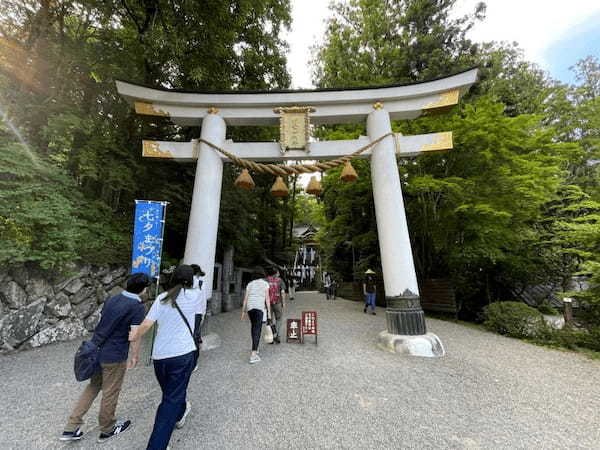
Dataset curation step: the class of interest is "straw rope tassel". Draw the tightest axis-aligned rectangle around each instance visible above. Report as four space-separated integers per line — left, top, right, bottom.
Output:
341 161 358 182
234 168 255 190
306 176 322 196
271 176 288 197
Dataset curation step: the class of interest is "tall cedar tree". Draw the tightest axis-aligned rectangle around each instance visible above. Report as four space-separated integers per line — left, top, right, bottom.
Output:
0 0 293 268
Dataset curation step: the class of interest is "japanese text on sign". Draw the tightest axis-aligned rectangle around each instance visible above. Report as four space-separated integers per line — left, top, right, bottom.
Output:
131 201 166 278
286 319 302 343
302 311 317 335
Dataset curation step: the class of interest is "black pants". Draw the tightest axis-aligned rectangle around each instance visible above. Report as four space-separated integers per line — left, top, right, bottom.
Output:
247 309 263 351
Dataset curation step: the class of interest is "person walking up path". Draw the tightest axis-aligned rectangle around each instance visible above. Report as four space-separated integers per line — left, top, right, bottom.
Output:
241 269 271 363
129 265 202 450
288 271 296 301
59 273 149 443
266 267 286 344
363 269 377 315
190 264 207 370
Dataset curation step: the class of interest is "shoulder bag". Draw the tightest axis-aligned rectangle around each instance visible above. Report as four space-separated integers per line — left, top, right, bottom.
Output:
74 334 109 382
173 300 199 351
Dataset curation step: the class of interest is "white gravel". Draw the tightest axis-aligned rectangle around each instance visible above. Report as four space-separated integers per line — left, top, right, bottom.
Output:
1 291 599 450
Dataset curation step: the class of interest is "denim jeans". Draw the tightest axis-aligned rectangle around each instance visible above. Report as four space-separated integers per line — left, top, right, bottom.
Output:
146 351 196 450
365 292 376 312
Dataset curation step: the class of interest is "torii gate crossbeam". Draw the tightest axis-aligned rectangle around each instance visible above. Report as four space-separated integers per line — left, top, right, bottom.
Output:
116 68 478 357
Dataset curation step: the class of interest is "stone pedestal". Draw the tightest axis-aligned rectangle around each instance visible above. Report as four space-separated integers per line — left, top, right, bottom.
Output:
378 331 445 357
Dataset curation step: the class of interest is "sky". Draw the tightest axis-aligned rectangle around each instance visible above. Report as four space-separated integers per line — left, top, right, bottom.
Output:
286 0 600 88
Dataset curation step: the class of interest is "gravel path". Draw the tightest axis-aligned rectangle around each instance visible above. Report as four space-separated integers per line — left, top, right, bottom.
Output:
1 291 599 450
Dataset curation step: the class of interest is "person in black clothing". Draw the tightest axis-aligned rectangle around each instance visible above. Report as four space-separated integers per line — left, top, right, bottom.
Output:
60 273 149 443
363 269 377 315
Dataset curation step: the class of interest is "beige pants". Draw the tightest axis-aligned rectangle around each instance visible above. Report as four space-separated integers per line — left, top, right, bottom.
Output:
65 361 127 433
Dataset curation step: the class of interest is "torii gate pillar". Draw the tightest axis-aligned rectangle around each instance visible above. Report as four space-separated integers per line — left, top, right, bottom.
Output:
183 111 225 295
368 107 444 356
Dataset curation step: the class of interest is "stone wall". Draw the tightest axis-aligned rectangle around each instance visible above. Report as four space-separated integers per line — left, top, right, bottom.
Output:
0 264 128 354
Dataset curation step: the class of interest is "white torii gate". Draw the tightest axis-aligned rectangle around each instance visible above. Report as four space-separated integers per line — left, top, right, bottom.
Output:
116 68 478 357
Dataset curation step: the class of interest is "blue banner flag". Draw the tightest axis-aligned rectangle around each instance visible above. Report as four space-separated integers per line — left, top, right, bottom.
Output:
131 200 167 278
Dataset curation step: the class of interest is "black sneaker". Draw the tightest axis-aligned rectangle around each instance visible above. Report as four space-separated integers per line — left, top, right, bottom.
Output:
59 428 83 441
372 312 376 315
97 420 131 443
274 337 281 344
363 307 367 313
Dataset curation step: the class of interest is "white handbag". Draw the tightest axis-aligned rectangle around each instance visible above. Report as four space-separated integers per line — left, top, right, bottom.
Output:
262 322 274 344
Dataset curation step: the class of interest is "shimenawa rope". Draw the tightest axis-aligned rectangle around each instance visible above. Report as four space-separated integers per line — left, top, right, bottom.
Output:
196 133 394 176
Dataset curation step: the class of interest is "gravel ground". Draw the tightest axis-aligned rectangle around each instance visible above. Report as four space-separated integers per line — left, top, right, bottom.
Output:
1 291 599 450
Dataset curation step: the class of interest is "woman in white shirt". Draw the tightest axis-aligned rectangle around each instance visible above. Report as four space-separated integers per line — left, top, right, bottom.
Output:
190 264 207 326
129 265 201 450
241 270 271 364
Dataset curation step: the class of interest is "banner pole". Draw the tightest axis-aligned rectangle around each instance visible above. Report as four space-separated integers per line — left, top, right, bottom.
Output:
147 201 168 365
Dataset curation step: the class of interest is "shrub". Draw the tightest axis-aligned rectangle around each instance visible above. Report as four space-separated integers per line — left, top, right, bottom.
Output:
576 327 600 351
483 301 544 338
535 326 600 352
535 327 581 350
537 303 559 315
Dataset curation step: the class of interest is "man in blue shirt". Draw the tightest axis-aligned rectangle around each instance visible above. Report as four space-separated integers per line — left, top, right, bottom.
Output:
60 273 148 443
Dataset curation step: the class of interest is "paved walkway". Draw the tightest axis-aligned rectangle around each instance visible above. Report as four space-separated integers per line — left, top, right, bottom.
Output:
1 292 599 450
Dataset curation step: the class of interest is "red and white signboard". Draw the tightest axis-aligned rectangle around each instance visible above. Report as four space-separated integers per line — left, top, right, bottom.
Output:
301 311 318 344
286 318 302 343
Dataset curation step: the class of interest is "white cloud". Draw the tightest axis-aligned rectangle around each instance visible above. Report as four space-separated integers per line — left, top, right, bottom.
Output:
454 0 600 67
286 0 600 87
285 0 333 89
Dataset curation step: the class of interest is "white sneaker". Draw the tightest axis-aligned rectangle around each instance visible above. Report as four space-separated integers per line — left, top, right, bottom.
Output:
175 401 191 429
249 354 261 364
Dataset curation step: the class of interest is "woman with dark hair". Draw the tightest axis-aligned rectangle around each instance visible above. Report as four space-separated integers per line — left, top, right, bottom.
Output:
190 264 205 288
241 269 271 364
129 265 202 450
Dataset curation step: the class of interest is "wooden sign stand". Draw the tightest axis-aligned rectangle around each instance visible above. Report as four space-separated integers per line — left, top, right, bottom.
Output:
301 311 318 345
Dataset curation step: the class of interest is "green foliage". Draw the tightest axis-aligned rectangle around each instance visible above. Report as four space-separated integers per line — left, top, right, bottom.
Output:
537 304 559 315
584 327 600 351
312 0 485 87
0 0 293 269
536 185 600 291
483 301 599 353
294 194 324 227
318 98 567 303
571 263 600 328
0 124 127 269
320 158 380 280
312 0 600 325
482 301 544 338
472 42 553 116
535 327 600 352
